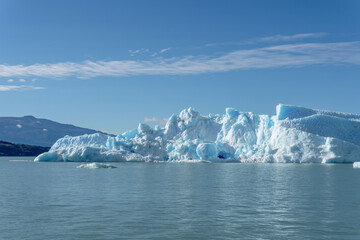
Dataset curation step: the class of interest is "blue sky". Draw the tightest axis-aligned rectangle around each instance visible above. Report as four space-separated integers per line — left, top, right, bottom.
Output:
0 0 360 134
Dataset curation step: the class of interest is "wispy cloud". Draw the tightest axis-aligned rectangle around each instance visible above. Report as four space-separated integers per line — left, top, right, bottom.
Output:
151 47 171 57
0 41 359 79
205 32 326 47
159 48 171 53
0 85 44 91
258 33 326 43
128 48 149 56
144 117 168 125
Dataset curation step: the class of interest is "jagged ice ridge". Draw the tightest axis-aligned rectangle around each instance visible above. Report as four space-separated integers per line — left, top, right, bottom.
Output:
35 104 360 163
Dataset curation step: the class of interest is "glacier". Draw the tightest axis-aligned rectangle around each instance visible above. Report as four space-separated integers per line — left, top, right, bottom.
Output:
34 104 360 163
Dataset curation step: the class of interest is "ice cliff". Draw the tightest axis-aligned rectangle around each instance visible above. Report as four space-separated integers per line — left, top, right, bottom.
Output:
35 104 360 163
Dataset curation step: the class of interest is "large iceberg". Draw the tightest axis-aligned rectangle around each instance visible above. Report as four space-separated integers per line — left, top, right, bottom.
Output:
35 105 360 163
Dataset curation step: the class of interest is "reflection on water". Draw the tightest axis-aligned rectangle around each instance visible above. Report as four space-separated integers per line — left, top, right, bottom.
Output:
0 158 359 240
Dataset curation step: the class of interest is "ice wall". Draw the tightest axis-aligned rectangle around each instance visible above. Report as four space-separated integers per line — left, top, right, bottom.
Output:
35 105 360 163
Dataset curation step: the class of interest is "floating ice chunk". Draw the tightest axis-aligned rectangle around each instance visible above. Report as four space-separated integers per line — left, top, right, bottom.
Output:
76 163 117 169
353 162 360 168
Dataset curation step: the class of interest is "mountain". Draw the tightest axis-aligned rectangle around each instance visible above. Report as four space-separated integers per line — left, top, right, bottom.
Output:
0 141 49 156
0 115 107 147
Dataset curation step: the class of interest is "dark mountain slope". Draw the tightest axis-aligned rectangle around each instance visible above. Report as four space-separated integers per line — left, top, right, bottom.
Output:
0 141 49 156
0 116 108 147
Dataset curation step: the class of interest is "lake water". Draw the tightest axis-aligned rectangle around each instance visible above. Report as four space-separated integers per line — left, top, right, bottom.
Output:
1 157 360 239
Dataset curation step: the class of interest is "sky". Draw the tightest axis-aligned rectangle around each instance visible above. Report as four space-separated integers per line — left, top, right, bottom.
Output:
0 0 360 134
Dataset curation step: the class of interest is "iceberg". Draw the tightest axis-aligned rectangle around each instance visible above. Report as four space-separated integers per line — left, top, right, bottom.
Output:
34 104 360 163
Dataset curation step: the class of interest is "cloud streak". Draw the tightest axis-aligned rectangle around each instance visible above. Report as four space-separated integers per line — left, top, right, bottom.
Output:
204 33 327 47
0 85 44 91
0 41 359 79
159 48 171 53
258 33 326 43
128 48 149 56
151 47 171 57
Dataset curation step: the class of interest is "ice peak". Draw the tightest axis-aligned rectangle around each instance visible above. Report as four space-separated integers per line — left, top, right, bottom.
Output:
179 107 200 121
276 104 317 120
138 123 152 134
225 108 239 118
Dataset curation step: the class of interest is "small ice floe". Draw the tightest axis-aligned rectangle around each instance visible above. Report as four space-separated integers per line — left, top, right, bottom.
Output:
353 162 360 168
76 163 117 169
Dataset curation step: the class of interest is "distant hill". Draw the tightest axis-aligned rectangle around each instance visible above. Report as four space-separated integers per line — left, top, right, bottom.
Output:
0 116 108 147
0 141 49 156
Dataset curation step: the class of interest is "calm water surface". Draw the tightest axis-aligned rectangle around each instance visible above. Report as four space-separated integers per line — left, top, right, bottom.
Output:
1 157 360 239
